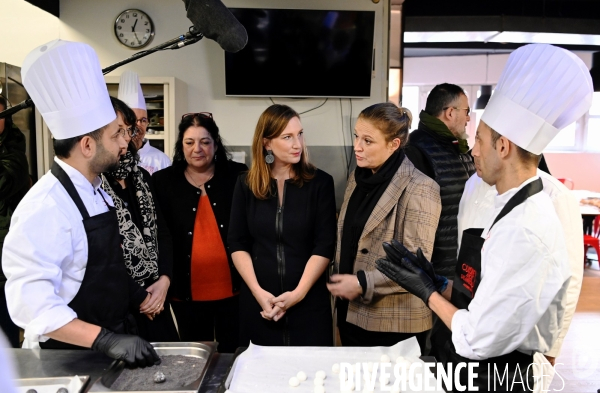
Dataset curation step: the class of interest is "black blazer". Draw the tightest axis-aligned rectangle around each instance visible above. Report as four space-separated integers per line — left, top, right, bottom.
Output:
152 159 248 301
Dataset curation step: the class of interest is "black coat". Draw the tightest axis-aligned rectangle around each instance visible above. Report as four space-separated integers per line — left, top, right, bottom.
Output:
404 125 476 279
152 159 248 301
228 169 336 346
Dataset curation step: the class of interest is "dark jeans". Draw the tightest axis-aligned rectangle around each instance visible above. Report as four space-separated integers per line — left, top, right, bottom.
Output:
171 295 240 353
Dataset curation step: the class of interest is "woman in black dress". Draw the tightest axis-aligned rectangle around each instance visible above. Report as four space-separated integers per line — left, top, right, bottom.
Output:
228 104 337 346
101 97 178 341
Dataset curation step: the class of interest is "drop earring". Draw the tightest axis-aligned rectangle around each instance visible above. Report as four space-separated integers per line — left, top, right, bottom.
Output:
265 149 275 164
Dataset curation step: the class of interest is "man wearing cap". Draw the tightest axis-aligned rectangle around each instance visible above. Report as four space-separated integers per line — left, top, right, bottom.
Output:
2 40 161 368
376 44 592 391
458 171 583 391
119 71 171 175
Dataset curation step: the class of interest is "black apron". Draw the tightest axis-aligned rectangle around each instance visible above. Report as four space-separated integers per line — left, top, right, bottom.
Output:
40 162 132 349
441 178 544 392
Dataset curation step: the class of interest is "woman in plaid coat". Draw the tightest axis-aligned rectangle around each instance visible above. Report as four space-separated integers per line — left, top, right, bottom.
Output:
327 103 441 351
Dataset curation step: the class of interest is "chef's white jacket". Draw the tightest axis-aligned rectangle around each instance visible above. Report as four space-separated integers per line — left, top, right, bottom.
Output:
451 176 571 360
457 170 583 358
2 157 114 346
138 139 171 175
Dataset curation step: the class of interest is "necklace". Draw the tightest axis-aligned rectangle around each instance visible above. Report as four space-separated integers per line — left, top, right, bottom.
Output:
186 168 214 189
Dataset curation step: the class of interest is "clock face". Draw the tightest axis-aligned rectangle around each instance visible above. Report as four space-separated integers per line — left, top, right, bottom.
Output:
114 9 154 49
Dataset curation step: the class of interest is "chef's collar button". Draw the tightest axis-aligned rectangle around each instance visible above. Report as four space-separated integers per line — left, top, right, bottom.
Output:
193 208 196 211
188 232 192 235
197 191 200 195
207 185 210 188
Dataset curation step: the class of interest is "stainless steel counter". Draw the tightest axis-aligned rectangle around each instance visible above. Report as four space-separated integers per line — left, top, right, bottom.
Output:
9 349 234 393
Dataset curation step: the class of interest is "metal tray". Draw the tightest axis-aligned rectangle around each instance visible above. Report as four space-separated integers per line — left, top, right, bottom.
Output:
88 342 216 393
15 375 90 393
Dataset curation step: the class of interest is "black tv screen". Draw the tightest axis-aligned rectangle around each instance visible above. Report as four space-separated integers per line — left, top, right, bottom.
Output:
225 9 376 98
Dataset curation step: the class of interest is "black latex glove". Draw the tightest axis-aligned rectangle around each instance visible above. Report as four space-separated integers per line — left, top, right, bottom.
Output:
386 239 448 293
92 327 161 368
377 242 437 305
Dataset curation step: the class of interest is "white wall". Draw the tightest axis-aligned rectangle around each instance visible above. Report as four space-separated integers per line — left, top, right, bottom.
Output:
0 0 60 66
404 51 592 86
54 0 389 147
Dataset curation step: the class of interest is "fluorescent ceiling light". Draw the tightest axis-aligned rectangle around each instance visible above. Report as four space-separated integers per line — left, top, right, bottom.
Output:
405 31 600 46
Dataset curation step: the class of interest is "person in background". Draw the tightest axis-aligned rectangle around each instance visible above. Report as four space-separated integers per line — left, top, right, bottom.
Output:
404 83 476 281
228 104 336 346
327 103 441 350
3 40 158 367
153 113 247 352
119 71 171 175
0 96 30 348
101 97 178 342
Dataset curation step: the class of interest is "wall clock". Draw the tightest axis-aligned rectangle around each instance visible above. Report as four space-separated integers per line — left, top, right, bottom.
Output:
114 9 155 49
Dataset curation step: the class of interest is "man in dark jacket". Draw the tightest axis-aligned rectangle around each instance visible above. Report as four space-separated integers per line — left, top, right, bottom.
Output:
0 97 30 347
404 83 476 281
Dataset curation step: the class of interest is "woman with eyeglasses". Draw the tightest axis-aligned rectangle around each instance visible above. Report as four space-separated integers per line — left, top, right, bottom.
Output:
152 112 248 352
228 104 337 346
100 96 178 342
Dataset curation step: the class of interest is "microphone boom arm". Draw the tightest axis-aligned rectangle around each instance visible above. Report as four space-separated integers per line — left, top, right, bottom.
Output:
0 27 203 119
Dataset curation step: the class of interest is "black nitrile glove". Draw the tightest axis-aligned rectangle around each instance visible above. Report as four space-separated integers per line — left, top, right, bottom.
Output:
386 239 448 294
377 243 437 305
92 327 161 368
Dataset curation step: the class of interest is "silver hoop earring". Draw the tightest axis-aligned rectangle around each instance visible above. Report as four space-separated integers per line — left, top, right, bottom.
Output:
265 150 275 164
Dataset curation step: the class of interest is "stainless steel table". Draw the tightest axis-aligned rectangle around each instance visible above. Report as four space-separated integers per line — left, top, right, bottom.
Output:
9 348 234 393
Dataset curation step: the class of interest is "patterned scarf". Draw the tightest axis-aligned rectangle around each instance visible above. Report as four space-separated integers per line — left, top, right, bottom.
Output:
101 151 159 286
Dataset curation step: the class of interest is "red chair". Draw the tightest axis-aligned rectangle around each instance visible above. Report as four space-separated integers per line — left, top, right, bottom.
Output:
557 178 574 190
584 216 600 266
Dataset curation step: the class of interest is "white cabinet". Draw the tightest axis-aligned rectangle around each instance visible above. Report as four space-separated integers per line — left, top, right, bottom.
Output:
105 76 187 158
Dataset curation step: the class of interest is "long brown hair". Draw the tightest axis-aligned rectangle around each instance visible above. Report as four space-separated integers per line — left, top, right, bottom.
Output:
247 104 315 200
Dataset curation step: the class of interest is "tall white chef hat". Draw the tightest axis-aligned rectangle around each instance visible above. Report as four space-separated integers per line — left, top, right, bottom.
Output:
481 44 593 155
21 39 116 140
118 71 146 110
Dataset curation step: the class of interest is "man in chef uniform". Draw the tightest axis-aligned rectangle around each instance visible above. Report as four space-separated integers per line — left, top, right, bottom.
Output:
458 166 583 392
2 40 161 367
377 43 593 391
119 71 171 175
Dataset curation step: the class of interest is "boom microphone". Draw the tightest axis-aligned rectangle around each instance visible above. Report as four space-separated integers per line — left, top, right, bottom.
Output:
182 0 248 53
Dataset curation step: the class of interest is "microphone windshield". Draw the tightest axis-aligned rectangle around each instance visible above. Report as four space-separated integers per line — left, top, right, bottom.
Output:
183 0 248 53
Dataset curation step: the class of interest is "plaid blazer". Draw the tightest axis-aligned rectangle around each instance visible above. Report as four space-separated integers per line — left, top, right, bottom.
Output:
334 157 441 333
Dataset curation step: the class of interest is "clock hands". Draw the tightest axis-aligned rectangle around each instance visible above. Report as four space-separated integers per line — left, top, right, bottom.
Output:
132 18 138 32
134 31 140 44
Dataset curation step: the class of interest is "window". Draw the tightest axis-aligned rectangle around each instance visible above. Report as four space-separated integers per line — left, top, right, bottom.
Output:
585 92 600 151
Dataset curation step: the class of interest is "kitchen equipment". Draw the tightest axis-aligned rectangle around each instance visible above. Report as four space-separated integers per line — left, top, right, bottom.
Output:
14 375 89 393
88 342 216 393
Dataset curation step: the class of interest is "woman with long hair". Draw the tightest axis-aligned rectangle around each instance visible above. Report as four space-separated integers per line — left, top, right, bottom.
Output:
101 96 178 341
228 104 337 346
152 113 247 352
327 103 441 350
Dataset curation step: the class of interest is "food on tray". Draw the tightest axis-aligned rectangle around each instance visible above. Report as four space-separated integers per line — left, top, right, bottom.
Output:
380 354 391 363
314 377 324 386
110 354 205 391
289 376 300 387
153 371 166 383
314 386 325 393
297 371 307 381
315 370 326 380
332 363 340 374
25 390 38 393
56 389 69 393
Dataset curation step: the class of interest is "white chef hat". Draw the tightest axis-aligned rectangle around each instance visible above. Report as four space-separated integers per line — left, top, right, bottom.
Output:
118 71 146 110
481 44 593 155
21 39 116 140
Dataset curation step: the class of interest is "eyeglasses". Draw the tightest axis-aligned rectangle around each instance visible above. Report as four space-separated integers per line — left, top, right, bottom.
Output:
443 106 471 116
116 127 137 139
136 117 149 126
182 112 213 120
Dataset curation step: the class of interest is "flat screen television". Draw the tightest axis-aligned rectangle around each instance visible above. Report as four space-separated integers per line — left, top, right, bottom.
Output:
225 8 376 98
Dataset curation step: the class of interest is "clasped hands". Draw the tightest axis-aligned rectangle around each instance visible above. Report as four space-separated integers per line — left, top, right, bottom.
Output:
254 288 303 322
375 239 448 306
139 276 170 320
